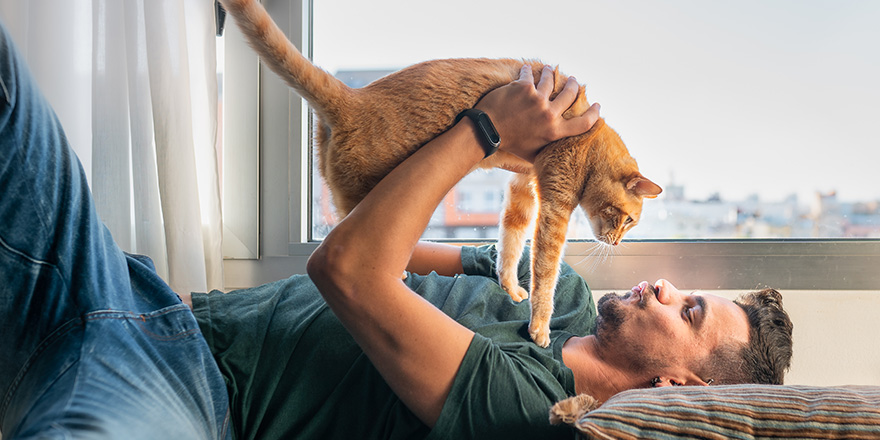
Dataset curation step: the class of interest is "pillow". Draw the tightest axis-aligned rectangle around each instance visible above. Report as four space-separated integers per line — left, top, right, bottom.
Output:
552 384 880 440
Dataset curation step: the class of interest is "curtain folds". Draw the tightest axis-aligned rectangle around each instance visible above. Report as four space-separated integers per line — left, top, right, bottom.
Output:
0 0 223 294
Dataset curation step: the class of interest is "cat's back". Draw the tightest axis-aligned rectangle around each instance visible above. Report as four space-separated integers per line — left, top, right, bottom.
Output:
322 57 526 167
318 58 530 214
364 58 523 99
339 58 526 136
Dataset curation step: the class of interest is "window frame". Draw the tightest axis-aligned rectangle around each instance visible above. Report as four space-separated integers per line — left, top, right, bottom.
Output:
220 0 880 291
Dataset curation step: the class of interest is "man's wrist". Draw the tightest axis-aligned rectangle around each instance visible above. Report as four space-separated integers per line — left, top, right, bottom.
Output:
454 109 500 158
451 116 497 163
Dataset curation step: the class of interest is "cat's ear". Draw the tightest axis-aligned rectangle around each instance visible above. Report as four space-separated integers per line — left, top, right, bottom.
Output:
627 175 663 199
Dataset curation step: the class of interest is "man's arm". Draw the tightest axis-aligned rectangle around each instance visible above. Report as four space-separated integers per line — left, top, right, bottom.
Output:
307 65 600 426
406 242 465 276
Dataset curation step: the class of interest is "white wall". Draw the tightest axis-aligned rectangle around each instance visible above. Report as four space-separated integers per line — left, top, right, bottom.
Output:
766 290 880 386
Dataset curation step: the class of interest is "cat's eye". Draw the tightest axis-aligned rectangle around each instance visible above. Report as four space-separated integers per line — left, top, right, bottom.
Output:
624 216 634 225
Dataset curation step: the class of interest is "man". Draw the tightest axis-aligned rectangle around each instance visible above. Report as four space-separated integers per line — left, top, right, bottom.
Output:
186 241 792 439
0 17 792 440
290 60 793 438
186 62 791 438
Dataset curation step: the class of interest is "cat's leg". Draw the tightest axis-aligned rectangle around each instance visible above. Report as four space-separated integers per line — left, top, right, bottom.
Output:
528 197 575 347
496 173 537 302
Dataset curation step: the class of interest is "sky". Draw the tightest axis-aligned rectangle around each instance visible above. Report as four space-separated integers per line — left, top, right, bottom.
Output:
312 0 880 204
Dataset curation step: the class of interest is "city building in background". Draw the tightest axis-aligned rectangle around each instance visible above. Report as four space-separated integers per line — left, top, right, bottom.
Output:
311 70 880 241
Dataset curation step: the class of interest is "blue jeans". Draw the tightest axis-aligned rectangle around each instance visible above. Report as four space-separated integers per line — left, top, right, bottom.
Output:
0 22 229 439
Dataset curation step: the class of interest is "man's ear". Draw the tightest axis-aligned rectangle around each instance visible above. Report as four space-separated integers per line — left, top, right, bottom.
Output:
688 371 714 386
654 372 708 387
652 377 685 388
682 372 713 386
652 377 674 388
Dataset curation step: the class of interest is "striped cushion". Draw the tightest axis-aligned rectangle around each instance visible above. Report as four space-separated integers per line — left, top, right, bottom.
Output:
567 385 880 440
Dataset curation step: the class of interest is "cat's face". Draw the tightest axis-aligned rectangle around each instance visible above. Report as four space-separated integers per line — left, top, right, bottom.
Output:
583 174 661 245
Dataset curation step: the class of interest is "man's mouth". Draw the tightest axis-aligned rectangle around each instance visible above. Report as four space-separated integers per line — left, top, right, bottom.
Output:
636 283 657 308
622 288 641 304
622 282 657 309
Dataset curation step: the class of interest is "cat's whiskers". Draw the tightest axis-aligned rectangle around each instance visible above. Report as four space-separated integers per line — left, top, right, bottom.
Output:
574 239 616 273
571 241 600 270
599 240 615 265
571 245 592 268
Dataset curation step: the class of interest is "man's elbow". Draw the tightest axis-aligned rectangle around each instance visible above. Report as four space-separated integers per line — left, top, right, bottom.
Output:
307 239 357 299
306 241 336 286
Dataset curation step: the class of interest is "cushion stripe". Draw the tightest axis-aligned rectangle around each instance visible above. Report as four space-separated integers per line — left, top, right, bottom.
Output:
568 385 880 440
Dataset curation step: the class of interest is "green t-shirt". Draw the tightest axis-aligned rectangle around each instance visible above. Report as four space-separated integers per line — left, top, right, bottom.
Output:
192 245 596 440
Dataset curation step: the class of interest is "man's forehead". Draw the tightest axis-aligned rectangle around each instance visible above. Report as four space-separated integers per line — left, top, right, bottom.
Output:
700 292 749 343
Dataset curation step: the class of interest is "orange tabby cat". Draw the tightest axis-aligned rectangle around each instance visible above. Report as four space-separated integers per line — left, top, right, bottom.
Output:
220 0 662 347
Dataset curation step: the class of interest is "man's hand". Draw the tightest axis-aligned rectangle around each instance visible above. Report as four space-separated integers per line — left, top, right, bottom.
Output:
476 64 601 163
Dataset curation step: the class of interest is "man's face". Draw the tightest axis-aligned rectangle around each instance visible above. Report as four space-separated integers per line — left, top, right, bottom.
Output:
594 279 750 379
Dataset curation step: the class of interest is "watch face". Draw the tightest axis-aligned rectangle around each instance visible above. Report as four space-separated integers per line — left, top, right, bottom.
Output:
455 109 500 156
477 113 501 147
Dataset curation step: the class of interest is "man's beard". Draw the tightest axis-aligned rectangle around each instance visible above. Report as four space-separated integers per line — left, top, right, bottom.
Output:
594 291 669 371
594 292 627 342
595 287 648 336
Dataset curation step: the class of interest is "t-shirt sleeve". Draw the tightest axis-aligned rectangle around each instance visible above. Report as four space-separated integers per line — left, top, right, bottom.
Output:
460 244 530 280
428 334 577 440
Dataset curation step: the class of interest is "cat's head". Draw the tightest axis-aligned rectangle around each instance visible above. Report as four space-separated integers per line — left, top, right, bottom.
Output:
531 65 662 244
582 171 661 245
577 124 662 245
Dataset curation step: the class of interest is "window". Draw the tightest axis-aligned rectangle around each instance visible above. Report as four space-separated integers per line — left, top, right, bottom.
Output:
218 16 260 260
309 0 880 241
221 0 880 291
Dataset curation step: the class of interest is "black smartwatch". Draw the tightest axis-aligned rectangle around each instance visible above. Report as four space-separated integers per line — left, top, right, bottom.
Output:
455 108 500 158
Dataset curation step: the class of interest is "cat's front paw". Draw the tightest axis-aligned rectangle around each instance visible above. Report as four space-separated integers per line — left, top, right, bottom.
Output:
529 321 551 348
502 283 529 303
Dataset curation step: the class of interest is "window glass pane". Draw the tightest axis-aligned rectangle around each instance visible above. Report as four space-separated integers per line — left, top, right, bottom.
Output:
311 0 880 240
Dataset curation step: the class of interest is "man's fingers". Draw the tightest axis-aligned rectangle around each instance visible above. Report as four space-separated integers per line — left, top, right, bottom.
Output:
551 76 580 112
535 65 554 96
561 102 601 137
517 63 535 84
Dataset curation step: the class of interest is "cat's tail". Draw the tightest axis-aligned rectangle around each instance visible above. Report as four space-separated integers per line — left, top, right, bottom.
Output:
219 0 352 118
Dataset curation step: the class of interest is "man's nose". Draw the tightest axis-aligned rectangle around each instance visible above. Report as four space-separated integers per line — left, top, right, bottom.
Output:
653 279 682 305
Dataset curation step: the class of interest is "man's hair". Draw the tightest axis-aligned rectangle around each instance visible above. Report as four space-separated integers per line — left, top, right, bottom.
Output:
700 288 794 385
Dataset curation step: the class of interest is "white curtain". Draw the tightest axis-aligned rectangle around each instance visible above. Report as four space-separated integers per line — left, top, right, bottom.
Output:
0 0 224 295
